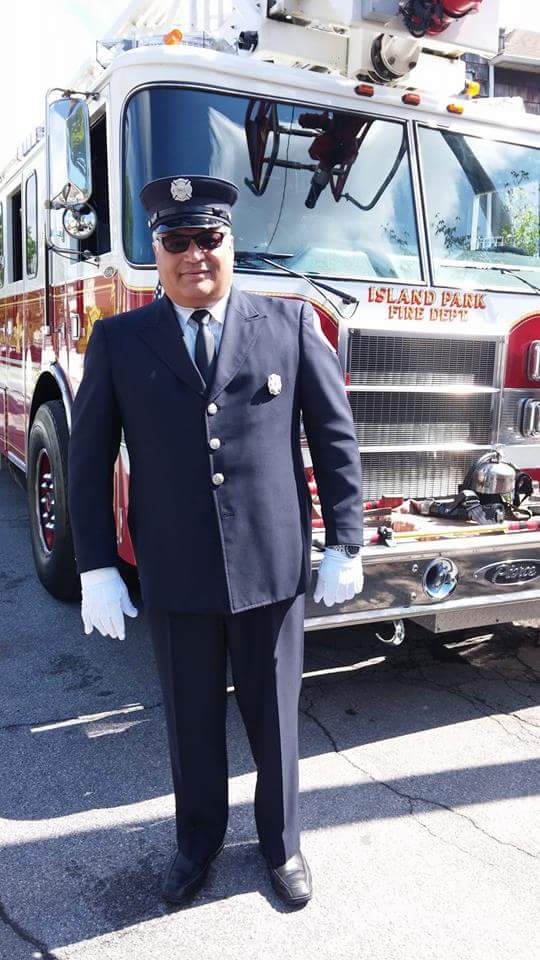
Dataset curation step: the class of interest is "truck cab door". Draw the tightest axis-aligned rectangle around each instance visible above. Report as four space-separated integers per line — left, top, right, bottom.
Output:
4 182 25 464
22 168 46 465
0 200 6 452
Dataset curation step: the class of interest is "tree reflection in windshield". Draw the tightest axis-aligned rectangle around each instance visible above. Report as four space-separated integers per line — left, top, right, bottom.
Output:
419 127 540 291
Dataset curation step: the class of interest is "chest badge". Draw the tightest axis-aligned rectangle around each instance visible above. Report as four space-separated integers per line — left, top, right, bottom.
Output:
267 373 282 396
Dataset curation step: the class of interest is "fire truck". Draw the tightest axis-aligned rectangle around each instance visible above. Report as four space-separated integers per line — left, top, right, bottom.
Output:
1 0 540 643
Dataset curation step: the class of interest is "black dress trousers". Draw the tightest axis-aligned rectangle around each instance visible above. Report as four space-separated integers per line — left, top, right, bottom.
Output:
147 593 305 868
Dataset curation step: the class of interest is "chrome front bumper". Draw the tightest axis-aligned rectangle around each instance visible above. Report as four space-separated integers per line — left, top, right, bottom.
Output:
305 530 540 632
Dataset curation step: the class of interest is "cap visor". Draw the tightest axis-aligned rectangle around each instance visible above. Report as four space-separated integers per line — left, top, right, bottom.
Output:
154 214 229 231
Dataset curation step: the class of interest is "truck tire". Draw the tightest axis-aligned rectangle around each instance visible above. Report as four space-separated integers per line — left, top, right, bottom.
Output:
27 399 80 600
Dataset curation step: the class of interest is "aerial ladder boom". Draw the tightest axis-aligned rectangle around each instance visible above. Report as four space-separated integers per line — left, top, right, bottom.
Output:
73 0 501 92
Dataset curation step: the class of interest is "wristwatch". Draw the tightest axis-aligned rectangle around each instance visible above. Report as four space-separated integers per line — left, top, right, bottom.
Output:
328 544 361 558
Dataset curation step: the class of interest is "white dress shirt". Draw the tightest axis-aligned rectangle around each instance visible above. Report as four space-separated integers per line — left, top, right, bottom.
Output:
171 291 230 361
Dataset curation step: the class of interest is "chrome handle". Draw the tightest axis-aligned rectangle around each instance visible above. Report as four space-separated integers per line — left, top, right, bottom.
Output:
70 313 80 340
528 341 540 382
521 398 540 437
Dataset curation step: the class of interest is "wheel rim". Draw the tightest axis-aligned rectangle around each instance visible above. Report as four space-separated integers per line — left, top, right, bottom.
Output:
35 449 55 553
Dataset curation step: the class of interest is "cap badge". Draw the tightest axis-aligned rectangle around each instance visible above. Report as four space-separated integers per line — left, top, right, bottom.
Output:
267 373 282 396
170 178 193 202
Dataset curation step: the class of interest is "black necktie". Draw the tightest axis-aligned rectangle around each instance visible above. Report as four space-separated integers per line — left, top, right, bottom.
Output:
190 309 216 386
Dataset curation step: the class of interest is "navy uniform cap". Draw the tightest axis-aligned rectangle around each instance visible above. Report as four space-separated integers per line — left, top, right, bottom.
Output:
139 175 239 232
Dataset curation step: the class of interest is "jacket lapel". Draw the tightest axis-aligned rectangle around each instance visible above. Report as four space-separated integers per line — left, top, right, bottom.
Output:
135 295 206 395
134 288 266 399
207 287 266 401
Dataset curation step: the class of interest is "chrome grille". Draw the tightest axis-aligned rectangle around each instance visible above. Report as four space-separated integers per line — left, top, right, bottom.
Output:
348 393 494 446
499 392 525 444
360 452 480 500
348 333 496 386
499 390 540 445
346 330 500 501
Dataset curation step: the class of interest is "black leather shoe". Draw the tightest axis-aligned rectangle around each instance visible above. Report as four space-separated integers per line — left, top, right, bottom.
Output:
266 850 312 907
162 841 224 904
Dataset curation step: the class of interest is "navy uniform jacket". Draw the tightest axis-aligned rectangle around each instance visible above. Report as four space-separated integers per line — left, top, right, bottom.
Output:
67 287 363 613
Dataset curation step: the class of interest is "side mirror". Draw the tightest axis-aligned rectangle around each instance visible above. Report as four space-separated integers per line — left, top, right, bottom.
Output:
47 98 92 209
63 204 97 240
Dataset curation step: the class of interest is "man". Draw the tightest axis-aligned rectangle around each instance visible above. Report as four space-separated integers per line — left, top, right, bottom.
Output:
68 175 364 909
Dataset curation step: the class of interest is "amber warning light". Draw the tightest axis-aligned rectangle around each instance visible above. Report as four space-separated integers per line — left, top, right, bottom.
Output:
164 28 183 45
402 93 421 106
355 84 375 98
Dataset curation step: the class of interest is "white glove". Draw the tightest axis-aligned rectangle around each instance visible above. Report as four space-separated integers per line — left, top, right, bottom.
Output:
80 566 138 640
313 548 364 607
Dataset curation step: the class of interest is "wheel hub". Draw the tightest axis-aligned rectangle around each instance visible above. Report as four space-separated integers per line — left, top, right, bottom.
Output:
36 449 55 552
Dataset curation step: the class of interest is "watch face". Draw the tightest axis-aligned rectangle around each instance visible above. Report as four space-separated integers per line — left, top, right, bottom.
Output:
345 545 360 557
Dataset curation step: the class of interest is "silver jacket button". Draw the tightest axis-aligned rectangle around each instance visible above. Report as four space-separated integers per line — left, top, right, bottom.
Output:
212 472 225 486
207 402 218 415
209 438 221 450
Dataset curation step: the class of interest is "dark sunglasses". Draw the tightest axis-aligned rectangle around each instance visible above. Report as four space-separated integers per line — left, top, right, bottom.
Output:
156 230 227 254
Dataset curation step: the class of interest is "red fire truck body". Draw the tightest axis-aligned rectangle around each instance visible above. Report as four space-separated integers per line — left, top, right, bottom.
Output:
1 0 540 639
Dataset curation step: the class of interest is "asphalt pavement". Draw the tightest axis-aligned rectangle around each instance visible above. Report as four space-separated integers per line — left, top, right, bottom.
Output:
0 458 539 960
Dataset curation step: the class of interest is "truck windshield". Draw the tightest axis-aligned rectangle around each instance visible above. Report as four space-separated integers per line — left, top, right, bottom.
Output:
123 85 422 280
418 127 540 292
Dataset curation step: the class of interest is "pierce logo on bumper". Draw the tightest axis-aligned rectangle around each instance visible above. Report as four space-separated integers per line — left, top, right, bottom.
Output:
477 560 540 586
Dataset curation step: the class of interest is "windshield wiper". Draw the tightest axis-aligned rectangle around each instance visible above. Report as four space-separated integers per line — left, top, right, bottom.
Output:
234 251 358 306
496 267 540 295
439 258 540 294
